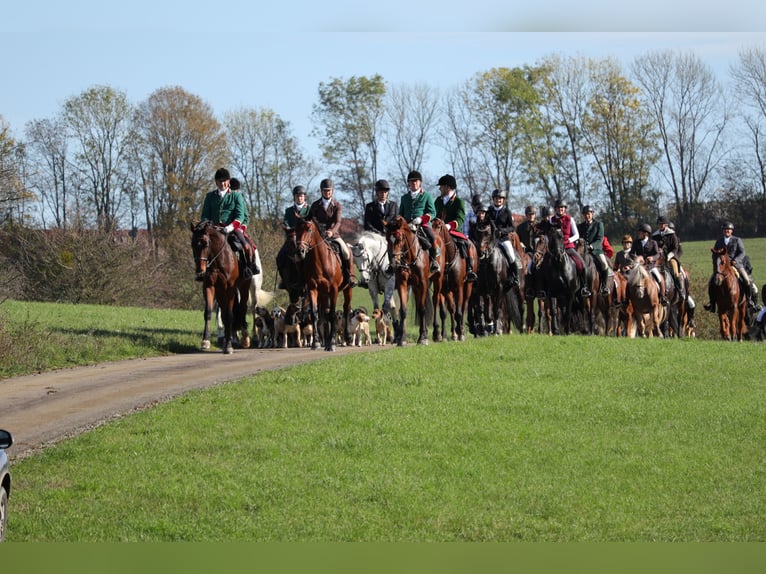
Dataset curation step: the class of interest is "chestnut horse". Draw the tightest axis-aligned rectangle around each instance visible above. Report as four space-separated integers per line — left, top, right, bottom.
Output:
191 220 253 354
431 219 473 341
711 248 748 341
386 215 434 346
295 218 353 351
626 258 664 338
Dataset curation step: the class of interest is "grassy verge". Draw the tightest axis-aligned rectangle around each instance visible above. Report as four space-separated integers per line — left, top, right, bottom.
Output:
8 335 766 541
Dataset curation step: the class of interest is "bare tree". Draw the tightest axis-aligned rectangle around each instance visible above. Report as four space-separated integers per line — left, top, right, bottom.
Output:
224 107 310 222
632 50 730 226
384 83 440 186
439 87 484 197
730 45 766 232
61 85 135 231
24 117 73 229
0 117 34 226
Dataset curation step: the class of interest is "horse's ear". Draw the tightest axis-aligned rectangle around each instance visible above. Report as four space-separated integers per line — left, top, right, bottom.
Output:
191 221 198 231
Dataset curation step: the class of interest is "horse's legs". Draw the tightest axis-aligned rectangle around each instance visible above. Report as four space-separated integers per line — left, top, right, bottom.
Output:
201 286 215 350
395 283 408 346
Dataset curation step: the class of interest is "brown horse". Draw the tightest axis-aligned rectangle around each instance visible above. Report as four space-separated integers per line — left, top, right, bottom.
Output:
626 257 664 338
386 215 433 345
191 220 252 354
295 218 353 351
431 219 473 341
711 248 748 341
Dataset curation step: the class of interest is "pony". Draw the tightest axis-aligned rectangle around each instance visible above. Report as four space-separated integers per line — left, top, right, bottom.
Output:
532 226 579 335
385 215 433 346
431 219 473 341
351 231 397 314
295 218 353 351
626 257 664 338
191 220 252 354
710 247 748 341
470 222 522 336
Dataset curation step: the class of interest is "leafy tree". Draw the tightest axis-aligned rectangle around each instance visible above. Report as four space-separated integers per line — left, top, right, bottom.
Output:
311 75 386 215
581 58 661 226
132 86 228 243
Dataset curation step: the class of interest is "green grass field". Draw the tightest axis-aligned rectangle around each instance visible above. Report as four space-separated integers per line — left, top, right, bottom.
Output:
2 237 766 541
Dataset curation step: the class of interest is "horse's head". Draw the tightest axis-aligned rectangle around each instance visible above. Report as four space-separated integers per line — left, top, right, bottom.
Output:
474 223 494 259
190 220 223 281
295 218 320 260
533 232 549 268
712 247 732 285
385 216 415 271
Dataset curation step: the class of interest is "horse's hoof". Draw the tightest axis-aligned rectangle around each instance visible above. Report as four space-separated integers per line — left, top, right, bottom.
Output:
312 343 321 350
241 337 251 349
327 345 337 352
223 345 234 354
397 340 407 347
418 338 429 346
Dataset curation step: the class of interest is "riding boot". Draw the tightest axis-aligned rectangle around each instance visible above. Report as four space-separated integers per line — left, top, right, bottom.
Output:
429 247 441 276
344 258 357 288
465 255 477 282
239 252 253 280
580 272 591 297
599 269 609 295
249 248 260 275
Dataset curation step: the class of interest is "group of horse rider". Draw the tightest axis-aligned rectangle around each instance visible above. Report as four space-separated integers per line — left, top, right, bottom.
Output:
201 167 761 318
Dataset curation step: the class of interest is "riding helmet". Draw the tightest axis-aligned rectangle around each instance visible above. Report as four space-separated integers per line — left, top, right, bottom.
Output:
722 221 735 230
292 185 306 196
437 174 457 189
320 178 333 190
476 202 489 213
230 177 241 191
525 205 536 215
374 179 390 192
554 198 567 208
214 167 230 181
407 170 422 182
471 194 483 207
657 215 669 225
491 189 506 199
638 223 652 234
582 205 594 214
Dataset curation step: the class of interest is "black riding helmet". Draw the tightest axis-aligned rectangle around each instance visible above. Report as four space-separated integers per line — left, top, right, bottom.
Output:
554 198 567 209
491 189 506 199
292 185 306 196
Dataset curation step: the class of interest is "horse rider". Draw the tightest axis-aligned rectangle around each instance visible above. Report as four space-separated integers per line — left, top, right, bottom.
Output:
515 206 537 256
276 185 311 290
630 223 666 303
703 221 759 313
364 179 398 235
462 193 483 237
398 170 440 276
488 188 523 288
579 205 614 295
469 202 491 238
201 168 259 280
551 198 590 296
652 216 683 292
434 174 477 282
613 234 635 274
308 178 357 288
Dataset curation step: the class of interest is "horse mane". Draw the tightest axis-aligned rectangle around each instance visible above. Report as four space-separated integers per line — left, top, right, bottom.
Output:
627 260 649 288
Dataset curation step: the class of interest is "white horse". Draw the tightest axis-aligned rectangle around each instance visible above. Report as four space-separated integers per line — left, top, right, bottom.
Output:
351 231 397 314
213 247 273 347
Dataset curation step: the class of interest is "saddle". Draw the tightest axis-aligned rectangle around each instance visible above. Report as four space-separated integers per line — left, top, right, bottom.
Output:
566 251 584 273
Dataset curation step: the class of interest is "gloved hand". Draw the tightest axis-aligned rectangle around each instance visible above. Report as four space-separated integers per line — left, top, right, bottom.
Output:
413 216 422 225
224 223 234 233
408 223 418 232
445 222 453 232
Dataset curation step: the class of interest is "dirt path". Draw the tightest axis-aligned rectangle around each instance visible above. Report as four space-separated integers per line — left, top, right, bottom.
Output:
1 345 387 460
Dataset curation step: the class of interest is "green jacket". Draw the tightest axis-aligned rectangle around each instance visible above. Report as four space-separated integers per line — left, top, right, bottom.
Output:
201 190 247 227
283 203 310 229
435 194 467 232
398 191 436 223
580 218 605 256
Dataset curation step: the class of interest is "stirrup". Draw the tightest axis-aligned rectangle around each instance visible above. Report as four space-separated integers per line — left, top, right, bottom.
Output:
466 270 477 283
580 287 592 297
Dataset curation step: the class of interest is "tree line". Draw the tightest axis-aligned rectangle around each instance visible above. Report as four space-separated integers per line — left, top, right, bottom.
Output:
2 47 766 307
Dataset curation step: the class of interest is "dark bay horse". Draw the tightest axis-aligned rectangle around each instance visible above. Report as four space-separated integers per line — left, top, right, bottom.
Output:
295 218 353 351
431 219 473 341
532 226 578 335
471 222 522 335
191 220 252 354
711 248 748 341
386 215 432 345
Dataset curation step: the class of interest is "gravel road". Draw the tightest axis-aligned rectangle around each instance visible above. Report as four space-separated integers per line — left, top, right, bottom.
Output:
1 345 387 460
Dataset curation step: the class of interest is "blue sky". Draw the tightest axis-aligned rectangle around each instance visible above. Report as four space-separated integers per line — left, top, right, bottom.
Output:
3 3 766 177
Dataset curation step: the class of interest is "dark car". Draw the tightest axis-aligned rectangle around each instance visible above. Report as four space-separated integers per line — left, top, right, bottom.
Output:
0 429 12 542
